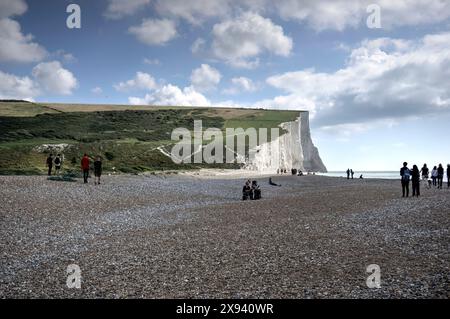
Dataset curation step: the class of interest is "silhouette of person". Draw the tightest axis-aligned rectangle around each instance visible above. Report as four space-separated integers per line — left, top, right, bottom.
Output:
400 162 411 198
411 165 420 197
46 154 53 176
437 164 444 189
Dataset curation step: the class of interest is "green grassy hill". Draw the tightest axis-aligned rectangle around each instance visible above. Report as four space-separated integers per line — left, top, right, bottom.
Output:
0 101 301 175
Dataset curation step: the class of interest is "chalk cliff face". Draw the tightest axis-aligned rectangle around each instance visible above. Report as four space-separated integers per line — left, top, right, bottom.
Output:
245 112 327 173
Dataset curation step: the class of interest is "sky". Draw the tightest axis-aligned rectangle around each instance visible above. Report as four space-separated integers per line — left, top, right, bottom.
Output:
1 0 450 171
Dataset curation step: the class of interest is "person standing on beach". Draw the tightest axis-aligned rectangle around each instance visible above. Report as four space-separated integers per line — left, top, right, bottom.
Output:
46 154 53 176
431 166 438 187
351 169 354 179
54 154 62 176
411 165 420 197
94 156 102 185
347 169 350 180
437 164 444 189
447 164 450 188
420 164 429 181
81 154 90 184
400 162 411 197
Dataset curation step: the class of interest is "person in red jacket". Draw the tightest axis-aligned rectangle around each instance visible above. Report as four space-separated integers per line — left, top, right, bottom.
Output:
81 154 90 183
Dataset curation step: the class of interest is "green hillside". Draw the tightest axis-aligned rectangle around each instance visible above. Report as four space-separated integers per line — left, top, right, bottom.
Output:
0 101 301 175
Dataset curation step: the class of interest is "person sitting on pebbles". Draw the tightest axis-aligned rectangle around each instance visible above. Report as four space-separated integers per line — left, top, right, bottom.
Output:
242 180 252 200
252 180 261 200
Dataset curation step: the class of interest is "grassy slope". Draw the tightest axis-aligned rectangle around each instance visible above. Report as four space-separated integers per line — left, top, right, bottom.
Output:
0 101 301 175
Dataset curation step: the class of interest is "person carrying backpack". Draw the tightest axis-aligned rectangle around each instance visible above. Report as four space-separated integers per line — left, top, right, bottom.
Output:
94 156 103 185
431 166 438 187
400 162 411 198
54 154 62 175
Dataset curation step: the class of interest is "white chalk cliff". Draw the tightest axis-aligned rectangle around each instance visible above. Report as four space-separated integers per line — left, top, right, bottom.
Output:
244 112 327 173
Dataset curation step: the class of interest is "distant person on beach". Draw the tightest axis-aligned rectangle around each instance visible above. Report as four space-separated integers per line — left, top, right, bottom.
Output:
351 169 354 179
447 164 450 188
359 174 363 179
431 166 438 187
411 165 420 197
94 156 102 185
46 154 53 176
269 177 281 187
252 180 261 200
242 180 252 200
437 164 444 189
346 169 350 179
81 154 90 184
54 154 62 175
420 164 429 181
400 162 411 197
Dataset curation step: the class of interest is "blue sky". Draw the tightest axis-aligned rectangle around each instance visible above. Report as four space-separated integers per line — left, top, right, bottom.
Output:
1 0 450 171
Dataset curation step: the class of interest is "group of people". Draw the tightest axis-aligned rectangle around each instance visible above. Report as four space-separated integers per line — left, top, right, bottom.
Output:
400 162 450 197
242 180 261 200
45 154 63 176
46 153 103 185
81 154 103 185
346 168 363 179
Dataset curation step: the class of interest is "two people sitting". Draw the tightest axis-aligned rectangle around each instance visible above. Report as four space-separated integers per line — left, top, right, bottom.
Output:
242 180 261 200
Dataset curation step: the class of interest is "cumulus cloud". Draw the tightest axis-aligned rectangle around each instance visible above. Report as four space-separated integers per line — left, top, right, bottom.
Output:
129 19 177 46
190 64 222 92
275 0 450 31
0 18 47 63
0 0 27 18
0 60 78 99
263 32 450 128
0 70 39 100
114 72 157 92
104 0 151 19
129 84 210 106
155 0 229 24
223 77 257 94
91 87 103 95
32 61 78 95
211 12 293 68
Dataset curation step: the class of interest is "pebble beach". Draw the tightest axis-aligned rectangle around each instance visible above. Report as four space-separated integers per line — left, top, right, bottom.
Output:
0 174 448 298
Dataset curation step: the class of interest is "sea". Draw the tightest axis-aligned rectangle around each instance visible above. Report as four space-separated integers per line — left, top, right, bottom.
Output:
318 171 399 180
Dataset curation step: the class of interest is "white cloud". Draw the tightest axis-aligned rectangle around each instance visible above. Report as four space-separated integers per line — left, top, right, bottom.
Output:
275 0 450 31
104 0 151 19
0 18 47 63
211 12 293 68
0 0 27 18
129 84 210 106
262 32 450 128
155 0 230 25
0 70 39 100
224 77 257 94
91 87 103 94
114 72 157 92
32 61 78 95
143 58 160 65
191 38 206 54
190 64 222 92
155 0 269 24
129 19 177 46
